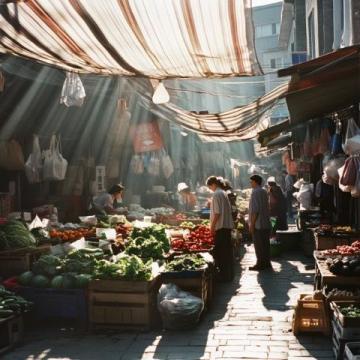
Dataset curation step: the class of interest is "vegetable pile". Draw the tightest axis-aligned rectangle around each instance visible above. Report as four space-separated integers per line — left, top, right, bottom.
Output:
171 225 213 252
326 256 360 276
131 225 170 253
49 228 96 242
0 285 32 318
339 304 360 317
93 255 152 281
165 254 207 272
325 288 360 298
18 249 103 289
0 220 37 250
125 236 165 259
322 241 360 256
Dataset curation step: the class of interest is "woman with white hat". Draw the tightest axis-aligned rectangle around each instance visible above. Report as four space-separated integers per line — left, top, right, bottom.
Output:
177 182 197 211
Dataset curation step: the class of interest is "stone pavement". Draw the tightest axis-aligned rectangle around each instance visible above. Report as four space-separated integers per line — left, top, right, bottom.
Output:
4 244 334 360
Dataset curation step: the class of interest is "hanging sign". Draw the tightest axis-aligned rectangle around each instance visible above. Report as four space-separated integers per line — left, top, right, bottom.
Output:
132 121 164 153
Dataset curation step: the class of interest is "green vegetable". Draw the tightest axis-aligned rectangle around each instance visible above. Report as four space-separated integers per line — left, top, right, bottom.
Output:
125 235 164 259
0 286 32 316
340 305 360 317
0 220 37 250
62 273 77 289
75 274 92 288
51 275 64 289
130 225 170 253
180 221 196 229
18 271 34 286
165 254 206 272
32 255 62 277
31 274 50 288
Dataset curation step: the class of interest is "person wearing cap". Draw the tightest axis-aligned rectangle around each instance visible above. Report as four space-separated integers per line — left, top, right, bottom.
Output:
267 176 288 233
91 184 125 215
248 175 272 271
177 182 197 212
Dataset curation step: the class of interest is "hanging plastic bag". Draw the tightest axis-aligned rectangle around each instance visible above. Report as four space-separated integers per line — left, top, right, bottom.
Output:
60 72 86 107
351 165 360 198
147 153 161 176
343 118 360 155
323 155 346 183
161 151 174 179
157 283 204 330
25 135 42 183
130 155 144 175
43 135 68 181
318 127 331 155
338 165 353 192
340 156 359 186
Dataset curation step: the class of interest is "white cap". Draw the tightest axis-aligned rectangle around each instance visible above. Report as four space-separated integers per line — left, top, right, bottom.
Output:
177 182 189 192
267 176 276 184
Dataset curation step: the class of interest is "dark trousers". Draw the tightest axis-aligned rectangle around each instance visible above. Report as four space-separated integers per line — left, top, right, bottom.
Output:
214 228 234 281
253 229 271 267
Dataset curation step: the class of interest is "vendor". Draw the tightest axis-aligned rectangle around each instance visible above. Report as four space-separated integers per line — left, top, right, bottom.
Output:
91 184 125 215
177 182 197 211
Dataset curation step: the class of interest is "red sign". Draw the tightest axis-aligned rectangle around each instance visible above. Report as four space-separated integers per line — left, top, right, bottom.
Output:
132 121 164 153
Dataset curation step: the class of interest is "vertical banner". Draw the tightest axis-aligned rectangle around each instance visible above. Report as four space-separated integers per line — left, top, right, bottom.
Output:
132 121 164 153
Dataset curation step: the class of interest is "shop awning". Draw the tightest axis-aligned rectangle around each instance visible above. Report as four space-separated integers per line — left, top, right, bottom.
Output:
278 45 360 124
134 79 288 142
0 0 262 78
257 119 290 147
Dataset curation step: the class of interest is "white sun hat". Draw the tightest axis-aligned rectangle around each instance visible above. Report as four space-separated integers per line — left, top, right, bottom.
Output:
177 182 189 192
267 176 276 184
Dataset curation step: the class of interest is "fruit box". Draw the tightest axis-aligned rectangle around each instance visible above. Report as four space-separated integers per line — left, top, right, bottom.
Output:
331 301 360 328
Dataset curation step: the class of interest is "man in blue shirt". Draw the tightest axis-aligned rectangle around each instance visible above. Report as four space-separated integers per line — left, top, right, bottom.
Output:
248 175 272 271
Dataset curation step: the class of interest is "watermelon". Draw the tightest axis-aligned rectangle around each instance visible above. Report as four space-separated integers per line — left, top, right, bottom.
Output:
18 271 34 286
51 275 64 289
62 274 77 289
75 274 92 288
31 274 50 288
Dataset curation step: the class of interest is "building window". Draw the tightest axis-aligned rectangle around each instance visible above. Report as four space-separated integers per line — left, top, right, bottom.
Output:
270 59 276 68
255 23 280 38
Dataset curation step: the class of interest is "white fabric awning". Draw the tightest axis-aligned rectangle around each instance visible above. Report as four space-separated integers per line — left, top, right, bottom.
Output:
0 0 262 78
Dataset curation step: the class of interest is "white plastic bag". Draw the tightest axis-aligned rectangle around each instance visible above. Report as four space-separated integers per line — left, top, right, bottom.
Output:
130 155 144 174
338 165 353 192
60 72 86 107
147 153 161 176
162 153 174 179
43 135 68 181
25 135 42 183
351 167 360 198
343 118 360 155
157 283 204 330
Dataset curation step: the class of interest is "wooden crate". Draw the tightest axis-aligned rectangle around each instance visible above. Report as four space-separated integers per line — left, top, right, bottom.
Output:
292 294 330 335
88 277 160 331
0 246 50 278
345 342 360 360
0 315 24 355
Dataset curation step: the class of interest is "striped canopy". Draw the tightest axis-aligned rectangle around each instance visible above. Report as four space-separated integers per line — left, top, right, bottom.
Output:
133 79 289 142
0 0 262 78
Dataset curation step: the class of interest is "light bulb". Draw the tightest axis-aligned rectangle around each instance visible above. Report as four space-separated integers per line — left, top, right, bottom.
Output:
152 81 170 104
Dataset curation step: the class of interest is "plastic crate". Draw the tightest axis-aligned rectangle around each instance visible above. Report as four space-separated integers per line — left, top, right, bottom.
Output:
345 342 360 360
333 328 348 360
292 294 330 335
17 287 87 320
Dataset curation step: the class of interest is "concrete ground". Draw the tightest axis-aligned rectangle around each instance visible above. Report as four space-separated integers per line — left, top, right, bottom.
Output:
4 244 334 360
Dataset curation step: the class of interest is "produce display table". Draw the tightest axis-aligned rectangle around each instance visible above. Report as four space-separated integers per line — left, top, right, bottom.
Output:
314 231 358 251
314 252 360 290
0 315 23 355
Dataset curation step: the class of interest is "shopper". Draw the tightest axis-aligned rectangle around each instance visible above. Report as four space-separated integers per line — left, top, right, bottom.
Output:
248 175 272 271
91 184 125 215
284 171 295 220
206 176 234 281
177 182 197 211
267 176 288 233
223 180 238 221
